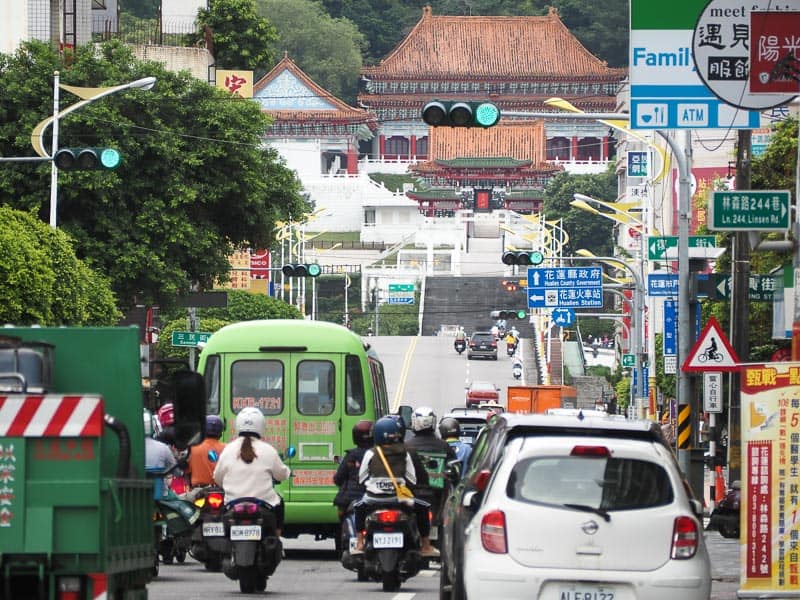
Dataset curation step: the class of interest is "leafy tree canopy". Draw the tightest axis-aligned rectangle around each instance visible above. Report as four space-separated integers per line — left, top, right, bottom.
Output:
0 40 308 313
193 0 278 74
0 206 120 325
542 168 617 257
258 0 366 104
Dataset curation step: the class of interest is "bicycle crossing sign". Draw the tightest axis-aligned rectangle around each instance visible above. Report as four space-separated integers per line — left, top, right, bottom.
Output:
682 316 740 373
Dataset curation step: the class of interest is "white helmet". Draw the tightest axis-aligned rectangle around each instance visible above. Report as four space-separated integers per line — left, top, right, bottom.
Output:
143 408 161 438
411 406 436 433
236 407 265 437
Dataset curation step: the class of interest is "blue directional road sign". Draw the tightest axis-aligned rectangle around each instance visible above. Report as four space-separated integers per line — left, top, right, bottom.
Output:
663 299 677 356
648 273 678 297
527 267 603 309
551 307 576 327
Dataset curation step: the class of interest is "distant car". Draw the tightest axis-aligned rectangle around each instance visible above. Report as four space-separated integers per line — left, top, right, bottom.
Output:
439 408 492 445
439 412 711 600
467 332 497 360
465 381 500 408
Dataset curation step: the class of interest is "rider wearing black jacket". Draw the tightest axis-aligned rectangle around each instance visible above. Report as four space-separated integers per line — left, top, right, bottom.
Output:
405 406 455 525
333 420 373 517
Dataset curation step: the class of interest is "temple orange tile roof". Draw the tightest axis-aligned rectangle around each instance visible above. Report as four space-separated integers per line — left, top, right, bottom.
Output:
254 54 377 127
362 6 626 81
428 120 548 162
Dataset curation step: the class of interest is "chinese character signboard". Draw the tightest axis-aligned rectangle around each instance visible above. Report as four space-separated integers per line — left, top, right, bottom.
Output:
216 70 254 98
692 0 796 110
749 11 800 96
739 362 800 594
627 151 649 178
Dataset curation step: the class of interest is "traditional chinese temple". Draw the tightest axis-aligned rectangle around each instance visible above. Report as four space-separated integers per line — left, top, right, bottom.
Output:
253 53 378 177
359 6 627 215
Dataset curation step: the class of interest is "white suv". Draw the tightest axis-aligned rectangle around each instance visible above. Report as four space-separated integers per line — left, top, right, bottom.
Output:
460 413 711 600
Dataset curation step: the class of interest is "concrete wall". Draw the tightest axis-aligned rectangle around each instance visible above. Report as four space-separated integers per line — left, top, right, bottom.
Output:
131 45 213 82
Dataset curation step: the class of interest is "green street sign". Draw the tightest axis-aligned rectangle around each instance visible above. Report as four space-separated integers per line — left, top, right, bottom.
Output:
714 274 775 302
388 283 415 292
647 235 717 260
709 190 791 231
622 353 636 368
171 331 212 347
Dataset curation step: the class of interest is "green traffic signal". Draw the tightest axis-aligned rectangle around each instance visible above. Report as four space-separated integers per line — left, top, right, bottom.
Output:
54 147 121 171
502 250 544 266
490 309 527 320
422 100 500 128
282 263 321 278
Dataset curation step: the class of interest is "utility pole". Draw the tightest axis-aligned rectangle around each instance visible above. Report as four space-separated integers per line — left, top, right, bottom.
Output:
727 130 752 484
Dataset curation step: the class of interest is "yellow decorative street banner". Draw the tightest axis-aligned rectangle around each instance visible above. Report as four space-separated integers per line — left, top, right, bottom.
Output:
740 362 800 595
216 70 253 98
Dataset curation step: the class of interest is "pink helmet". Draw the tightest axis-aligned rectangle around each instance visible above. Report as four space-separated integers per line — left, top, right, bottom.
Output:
157 403 175 427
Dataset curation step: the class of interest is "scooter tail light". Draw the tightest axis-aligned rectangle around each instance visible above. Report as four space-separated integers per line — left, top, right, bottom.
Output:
207 492 224 509
375 509 403 524
233 502 259 514
194 497 206 508
480 510 507 554
671 516 699 559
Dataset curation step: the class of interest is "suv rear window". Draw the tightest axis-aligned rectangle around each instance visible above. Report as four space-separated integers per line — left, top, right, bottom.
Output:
507 455 674 510
471 334 494 343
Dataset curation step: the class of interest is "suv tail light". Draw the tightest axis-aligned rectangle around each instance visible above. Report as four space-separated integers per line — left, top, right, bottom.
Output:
480 510 507 553
571 445 611 457
671 516 699 559
474 469 491 492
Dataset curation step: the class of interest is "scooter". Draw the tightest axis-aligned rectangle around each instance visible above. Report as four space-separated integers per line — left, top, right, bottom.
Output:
506 342 516 356
222 497 283 593
340 508 371 582
512 362 522 380
454 339 466 354
360 504 422 592
148 468 201 570
189 484 227 571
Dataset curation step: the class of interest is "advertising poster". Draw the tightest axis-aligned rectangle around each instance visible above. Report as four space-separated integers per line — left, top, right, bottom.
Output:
739 362 800 595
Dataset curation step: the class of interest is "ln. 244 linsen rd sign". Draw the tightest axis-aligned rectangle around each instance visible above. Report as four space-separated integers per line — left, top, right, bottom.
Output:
709 190 790 231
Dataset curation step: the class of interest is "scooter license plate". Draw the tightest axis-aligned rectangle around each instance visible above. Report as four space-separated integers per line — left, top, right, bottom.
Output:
230 525 261 541
372 532 403 548
202 522 225 537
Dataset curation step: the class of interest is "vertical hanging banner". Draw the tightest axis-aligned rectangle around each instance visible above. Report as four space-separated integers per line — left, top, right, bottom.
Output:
739 362 800 595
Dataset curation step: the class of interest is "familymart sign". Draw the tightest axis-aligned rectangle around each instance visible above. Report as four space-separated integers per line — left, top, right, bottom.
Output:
630 0 759 130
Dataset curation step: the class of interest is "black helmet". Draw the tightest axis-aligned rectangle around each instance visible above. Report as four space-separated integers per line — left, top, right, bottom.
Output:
438 417 461 439
352 420 373 448
205 415 224 439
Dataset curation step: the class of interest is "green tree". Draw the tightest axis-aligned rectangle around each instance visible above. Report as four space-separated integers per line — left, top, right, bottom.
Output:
0 40 308 312
258 0 366 104
542 168 617 257
752 116 797 193
0 206 120 325
193 0 277 73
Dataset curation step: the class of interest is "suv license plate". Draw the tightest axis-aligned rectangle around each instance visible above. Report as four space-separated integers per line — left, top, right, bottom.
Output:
560 587 614 600
230 525 261 541
203 522 225 537
372 532 403 548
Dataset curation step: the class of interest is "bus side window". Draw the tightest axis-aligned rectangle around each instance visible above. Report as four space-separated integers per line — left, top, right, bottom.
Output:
369 358 389 418
345 354 366 415
204 354 221 414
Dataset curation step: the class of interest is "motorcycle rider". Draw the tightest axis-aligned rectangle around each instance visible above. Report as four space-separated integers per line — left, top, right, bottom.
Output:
185 415 227 495
144 408 177 472
213 407 291 536
405 406 455 528
438 418 472 475
352 416 439 557
333 420 373 524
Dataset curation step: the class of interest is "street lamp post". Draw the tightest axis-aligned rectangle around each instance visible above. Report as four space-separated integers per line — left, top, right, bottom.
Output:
30 72 157 228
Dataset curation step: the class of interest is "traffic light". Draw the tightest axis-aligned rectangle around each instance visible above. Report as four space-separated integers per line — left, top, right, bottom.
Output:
501 250 544 266
53 147 121 171
421 100 500 128
281 263 321 277
490 309 528 320
502 279 518 292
